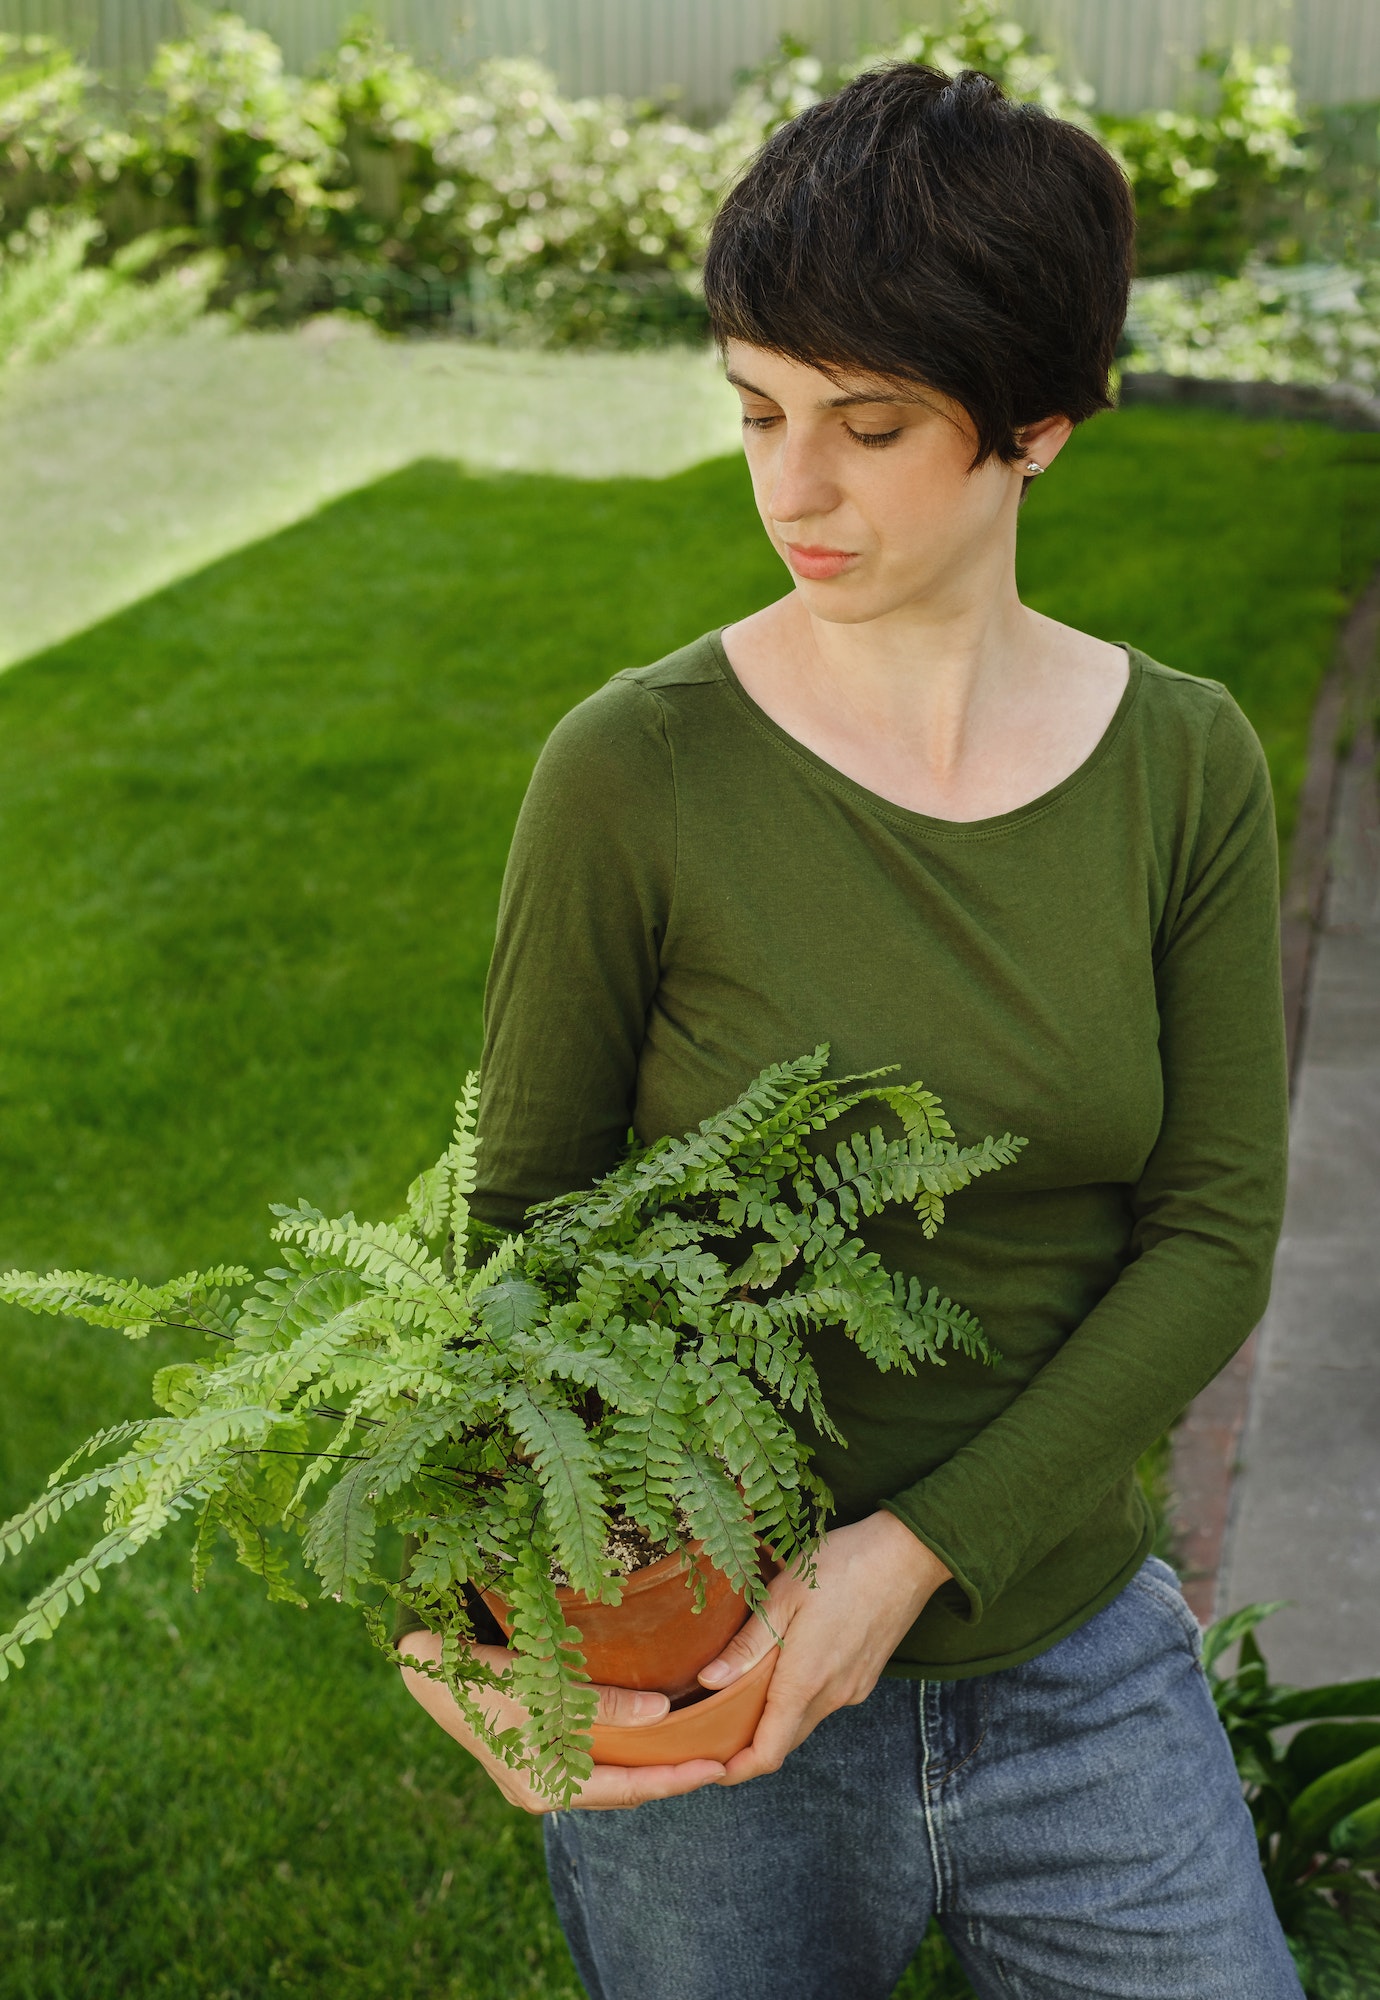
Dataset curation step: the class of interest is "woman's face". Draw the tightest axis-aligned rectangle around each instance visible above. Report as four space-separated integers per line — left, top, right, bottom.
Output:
725 339 1070 626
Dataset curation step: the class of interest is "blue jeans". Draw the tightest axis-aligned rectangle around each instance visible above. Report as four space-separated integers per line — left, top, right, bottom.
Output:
543 1557 1303 1999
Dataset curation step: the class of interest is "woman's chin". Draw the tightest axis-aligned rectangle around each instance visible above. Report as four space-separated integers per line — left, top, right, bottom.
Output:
792 574 923 626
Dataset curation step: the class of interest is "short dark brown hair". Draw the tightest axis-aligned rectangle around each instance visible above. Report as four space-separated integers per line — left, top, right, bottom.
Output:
704 63 1136 465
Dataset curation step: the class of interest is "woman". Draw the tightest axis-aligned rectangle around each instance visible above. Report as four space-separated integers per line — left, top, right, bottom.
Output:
399 62 1302 1999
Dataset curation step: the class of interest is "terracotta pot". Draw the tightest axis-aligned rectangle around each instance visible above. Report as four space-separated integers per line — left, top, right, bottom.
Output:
482 1541 749 1700
592 1646 777 1768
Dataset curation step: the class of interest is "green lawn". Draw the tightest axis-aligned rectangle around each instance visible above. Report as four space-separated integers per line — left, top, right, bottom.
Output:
0 329 741 670
1 405 1377 2000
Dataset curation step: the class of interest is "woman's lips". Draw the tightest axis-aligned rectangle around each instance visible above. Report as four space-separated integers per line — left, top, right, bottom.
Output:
784 542 859 580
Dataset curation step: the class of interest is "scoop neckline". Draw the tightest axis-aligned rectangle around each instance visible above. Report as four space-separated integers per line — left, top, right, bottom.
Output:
703 628 1144 839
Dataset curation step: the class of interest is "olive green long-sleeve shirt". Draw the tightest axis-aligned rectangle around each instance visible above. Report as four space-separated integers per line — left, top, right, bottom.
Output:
470 631 1288 1678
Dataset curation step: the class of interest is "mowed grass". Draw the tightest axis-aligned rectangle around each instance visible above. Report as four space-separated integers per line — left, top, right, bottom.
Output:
0 405 1377 2000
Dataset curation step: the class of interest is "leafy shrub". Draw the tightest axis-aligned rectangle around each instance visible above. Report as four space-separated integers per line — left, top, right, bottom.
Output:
0 6 1368 355
1104 46 1308 274
130 15 348 253
0 210 222 374
844 0 1095 125
1205 1604 1380 1999
0 1049 1021 1803
1124 261 1380 390
0 31 132 204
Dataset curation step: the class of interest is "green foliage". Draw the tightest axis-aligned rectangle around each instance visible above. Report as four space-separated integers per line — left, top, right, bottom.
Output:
0 210 222 373
0 30 132 195
1286 102 1380 268
1104 46 1308 274
845 0 1095 125
134 12 348 246
1123 261 1380 392
0 5 1353 349
1205 1604 1380 1998
0 1048 1019 1803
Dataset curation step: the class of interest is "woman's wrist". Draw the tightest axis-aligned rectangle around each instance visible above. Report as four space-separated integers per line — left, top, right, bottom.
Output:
866 1508 953 1620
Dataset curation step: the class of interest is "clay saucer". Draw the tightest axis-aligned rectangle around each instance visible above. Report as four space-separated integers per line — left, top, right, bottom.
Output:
590 1647 778 1768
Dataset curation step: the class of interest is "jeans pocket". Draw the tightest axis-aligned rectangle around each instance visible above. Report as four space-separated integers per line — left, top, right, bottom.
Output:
1129 1556 1204 1663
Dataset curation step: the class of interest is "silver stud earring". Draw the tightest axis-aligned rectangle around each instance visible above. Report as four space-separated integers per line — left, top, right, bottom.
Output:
1024 460 1044 476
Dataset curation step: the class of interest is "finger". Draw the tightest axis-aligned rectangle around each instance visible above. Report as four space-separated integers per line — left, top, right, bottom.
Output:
498 1778 556 1816
592 1682 671 1725
697 1612 779 1689
576 1758 727 1810
713 1673 821 1786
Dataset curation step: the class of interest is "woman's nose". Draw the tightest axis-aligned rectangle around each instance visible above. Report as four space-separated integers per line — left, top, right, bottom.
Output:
767 432 841 533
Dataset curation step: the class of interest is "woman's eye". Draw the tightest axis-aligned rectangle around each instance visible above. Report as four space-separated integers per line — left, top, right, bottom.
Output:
846 425 903 449
740 412 782 431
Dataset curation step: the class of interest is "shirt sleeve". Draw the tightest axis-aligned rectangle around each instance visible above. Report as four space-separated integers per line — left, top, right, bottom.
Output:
471 675 677 1231
881 693 1290 1621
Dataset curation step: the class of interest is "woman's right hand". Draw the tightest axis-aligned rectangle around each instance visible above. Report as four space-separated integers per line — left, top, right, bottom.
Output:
396 1629 727 1814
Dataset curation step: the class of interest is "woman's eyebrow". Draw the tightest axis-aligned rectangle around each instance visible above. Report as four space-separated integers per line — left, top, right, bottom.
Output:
724 369 926 410
724 370 776 399
820 389 927 409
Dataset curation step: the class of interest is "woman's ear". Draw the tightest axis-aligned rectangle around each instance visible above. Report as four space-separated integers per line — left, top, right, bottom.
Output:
1017 413 1076 474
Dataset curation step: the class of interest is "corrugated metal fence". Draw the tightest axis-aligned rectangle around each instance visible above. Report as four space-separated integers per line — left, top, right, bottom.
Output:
3 0 1380 112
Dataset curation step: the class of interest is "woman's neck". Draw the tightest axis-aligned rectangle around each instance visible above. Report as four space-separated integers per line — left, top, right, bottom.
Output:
720 587 1129 823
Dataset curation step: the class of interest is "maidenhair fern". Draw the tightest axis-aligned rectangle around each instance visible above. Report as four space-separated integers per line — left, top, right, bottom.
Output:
0 1046 1023 1802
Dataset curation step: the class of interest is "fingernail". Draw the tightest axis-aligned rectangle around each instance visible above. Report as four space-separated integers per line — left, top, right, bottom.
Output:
698 1660 732 1687
631 1691 670 1719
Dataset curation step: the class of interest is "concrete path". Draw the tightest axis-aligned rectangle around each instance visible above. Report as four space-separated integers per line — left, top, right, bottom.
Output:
1219 653 1380 1685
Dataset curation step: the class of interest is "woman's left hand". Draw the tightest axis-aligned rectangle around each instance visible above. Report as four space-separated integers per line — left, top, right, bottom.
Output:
699 1510 952 1786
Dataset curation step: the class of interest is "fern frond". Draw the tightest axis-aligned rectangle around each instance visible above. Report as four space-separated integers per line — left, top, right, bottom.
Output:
673 1453 759 1599
433 1623 529 1773
302 1456 377 1604
222 1491 309 1608
0 1270 155 1338
361 1407 459 1500
46 1420 152 1488
692 1361 805 1511
503 1533 596 1805
0 1267 252 1340
204 1301 372 1413
505 1387 612 1601
529 1336 648 1414
529 1047 832 1242
191 1490 225 1591
464 1230 521 1297
447 1072 481 1251
407 1165 450 1244
0 1488 199 1678
236 1259 372 1353
603 1332 694 1544
269 1207 469 1338
0 1452 158 1565
401 1520 488 1598
865 1081 954 1145
406 1074 481 1247
896 1278 994 1366
475 1274 545 1342
137 1404 277 1501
